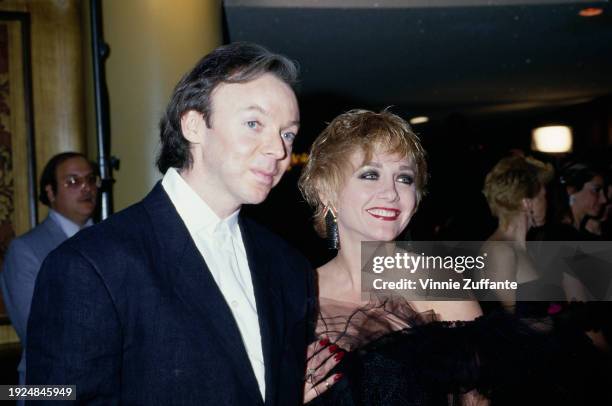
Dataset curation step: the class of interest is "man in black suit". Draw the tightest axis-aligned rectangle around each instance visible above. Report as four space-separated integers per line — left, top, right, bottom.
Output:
27 42 313 405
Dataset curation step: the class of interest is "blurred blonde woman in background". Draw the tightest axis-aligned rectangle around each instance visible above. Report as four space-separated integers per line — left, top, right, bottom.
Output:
482 155 553 313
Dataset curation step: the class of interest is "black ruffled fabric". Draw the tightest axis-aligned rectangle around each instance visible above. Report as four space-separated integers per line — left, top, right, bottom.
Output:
308 298 610 406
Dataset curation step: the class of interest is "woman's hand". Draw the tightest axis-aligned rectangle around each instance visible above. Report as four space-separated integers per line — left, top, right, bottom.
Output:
303 338 344 403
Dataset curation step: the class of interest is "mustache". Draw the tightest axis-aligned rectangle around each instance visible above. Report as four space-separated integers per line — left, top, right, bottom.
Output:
79 193 96 201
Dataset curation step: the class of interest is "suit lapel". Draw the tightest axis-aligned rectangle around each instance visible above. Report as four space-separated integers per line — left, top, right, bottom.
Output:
42 215 70 243
143 183 264 404
239 216 284 405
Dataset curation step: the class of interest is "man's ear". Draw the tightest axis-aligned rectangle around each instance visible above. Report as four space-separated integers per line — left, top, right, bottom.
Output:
45 184 56 206
180 110 205 143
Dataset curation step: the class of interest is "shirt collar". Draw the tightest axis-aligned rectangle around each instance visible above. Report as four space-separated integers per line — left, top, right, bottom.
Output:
49 209 93 238
161 167 241 239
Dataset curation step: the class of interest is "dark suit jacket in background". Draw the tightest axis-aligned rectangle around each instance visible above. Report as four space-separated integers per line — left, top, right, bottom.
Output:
27 183 314 405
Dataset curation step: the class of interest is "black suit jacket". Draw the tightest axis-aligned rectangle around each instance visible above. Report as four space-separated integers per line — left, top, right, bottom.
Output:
27 183 314 405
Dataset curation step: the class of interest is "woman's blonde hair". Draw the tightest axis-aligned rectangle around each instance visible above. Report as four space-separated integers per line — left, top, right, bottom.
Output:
299 109 427 237
483 155 553 228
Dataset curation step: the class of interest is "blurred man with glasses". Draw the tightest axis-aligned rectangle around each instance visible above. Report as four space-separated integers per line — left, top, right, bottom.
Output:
0 152 99 391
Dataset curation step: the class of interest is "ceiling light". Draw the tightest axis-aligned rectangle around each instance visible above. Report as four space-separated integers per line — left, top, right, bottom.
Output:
532 125 572 153
409 116 429 125
579 8 603 17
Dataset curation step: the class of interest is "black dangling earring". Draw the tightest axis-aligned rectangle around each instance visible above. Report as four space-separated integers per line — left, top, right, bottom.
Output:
324 206 340 250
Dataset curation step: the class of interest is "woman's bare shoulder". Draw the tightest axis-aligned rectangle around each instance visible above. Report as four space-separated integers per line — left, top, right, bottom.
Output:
410 300 483 321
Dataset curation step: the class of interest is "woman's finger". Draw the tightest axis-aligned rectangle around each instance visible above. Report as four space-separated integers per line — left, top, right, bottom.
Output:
316 348 344 381
304 373 343 403
306 342 340 382
306 337 330 360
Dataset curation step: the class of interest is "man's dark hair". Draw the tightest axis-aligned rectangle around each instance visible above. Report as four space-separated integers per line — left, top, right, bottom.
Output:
39 152 95 206
560 162 603 192
547 161 604 224
156 42 299 174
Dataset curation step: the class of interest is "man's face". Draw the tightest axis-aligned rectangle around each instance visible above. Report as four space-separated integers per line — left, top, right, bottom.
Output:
185 73 299 215
46 156 98 225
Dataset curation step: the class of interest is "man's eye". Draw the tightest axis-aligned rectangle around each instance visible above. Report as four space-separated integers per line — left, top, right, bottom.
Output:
246 121 260 129
282 132 296 143
359 171 378 180
66 177 78 185
397 174 414 185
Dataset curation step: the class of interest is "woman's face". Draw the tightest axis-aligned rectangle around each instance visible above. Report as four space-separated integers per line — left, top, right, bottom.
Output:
334 147 418 243
528 185 547 227
572 175 606 218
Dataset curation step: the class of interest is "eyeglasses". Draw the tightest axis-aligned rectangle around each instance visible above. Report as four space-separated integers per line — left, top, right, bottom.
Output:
63 174 102 190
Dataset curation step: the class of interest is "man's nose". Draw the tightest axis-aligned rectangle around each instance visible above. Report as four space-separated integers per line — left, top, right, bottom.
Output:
80 182 92 194
263 131 287 160
81 179 96 193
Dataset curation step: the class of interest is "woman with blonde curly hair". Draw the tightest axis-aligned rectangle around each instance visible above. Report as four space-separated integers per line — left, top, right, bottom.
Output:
481 154 553 311
298 109 521 405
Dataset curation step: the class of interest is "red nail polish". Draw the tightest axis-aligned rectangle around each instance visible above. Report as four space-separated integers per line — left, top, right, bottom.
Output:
319 338 329 346
333 351 345 362
328 344 339 353
334 373 343 382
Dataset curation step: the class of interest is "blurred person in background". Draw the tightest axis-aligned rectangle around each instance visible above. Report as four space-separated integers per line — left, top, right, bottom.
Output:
545 161 607 241
583 167 612 239
0 152 98 391
481 155 554 314
527 159 611 401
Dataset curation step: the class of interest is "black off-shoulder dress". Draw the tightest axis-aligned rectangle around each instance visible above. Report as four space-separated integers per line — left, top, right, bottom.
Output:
307 297 609 406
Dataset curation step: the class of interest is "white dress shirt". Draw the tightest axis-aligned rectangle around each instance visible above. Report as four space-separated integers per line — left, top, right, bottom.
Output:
161 167 266 400
48 209 94 238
